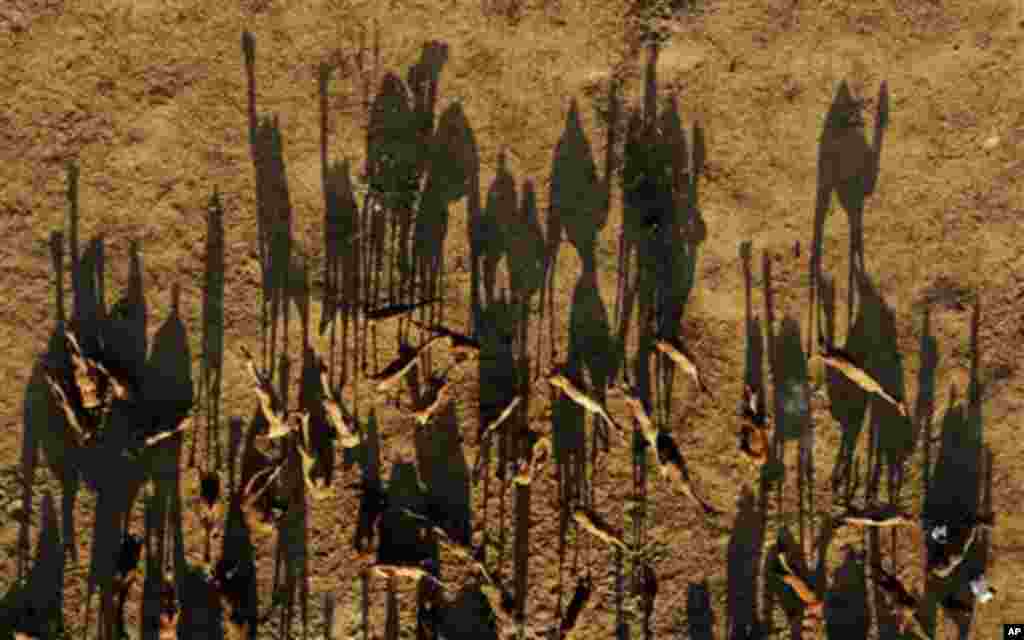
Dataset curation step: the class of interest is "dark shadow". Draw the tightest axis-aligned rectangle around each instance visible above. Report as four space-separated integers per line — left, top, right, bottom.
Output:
140 491 167 640
414 400 472 546
0 492 65 638
178 561 224 640
74 238 177 640
771 316 814 554
216 425 261 639
407 41 449 175
477 150 514 309
472 296 520 580
855 270 911 502
617 45 706 429
103 239 148 397
195 188 226 471
824 549 868 640
367 71 421 309
144 283 194 430
482 161 547 619
505 178 546 311
687 580 714 640
353 409 385 554
727 488 764 640
243 32 295 378
762 526 809 640
740 241 765 411
378 462 433 566
142 285 193 620
320 155 363 388
436 584 499 640
300 343 336 489
808 79 888 350
819 269 870 497
916 306 939 502
72 234 107 356
412 101 475 340
545 81 616 371
943 446 993 640
405 41 451 343
554 96 619 392
923 315 983 532
772 316 810 443
553 99 604 264
275 440 311 639
23 227 81 565
760 251 789 508
922 301 987 639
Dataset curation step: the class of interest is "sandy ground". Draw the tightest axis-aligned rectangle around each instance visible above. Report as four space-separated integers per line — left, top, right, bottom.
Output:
1 0 1023 638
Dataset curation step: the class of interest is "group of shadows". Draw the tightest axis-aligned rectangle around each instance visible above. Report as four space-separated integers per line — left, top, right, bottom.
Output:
3 20 994 640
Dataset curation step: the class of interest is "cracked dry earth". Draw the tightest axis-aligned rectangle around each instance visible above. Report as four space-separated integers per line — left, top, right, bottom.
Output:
1 1 1024 639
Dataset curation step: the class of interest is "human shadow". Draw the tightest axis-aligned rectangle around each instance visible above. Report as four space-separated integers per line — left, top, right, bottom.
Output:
103 238 148 398
214 421 262 639
505 178 546 317
687 580 715 640
808 79 888 349
855 270 912 502
923 300 984 533
920 302 987 639
762 526 810 640
414 401 472 546
78 246 179 640
0 492 64 638
772 316 810 444
140 491 170 640
366 71 421 310
321 154 363 383
274 435 311 639
818 269 870 498
767 517 840 640
553 99 604 264
941 446 993 640
22 227 81 567
726 487 765 640
618 45 706 425
551 96 618 472
412 101 475 337
318 61 356 354
194 188 226 471
299 342 336 489
407 41 449 173
377 462 434 566
771 315 817 559
476 150 514 312
405 40 451 335
243 32 294 378
142 284 193 602
353 409 386 554
472 295 520 583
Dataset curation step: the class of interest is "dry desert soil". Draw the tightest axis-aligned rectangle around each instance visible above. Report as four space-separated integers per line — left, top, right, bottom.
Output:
1 0 1023 639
